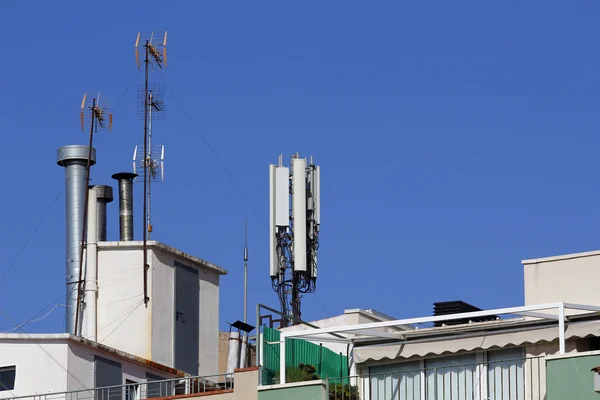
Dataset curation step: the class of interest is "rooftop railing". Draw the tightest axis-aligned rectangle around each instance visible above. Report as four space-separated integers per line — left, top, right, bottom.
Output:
6 372 234 400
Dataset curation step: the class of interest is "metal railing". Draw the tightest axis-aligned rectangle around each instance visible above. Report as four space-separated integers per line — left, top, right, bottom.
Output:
328 357 544 400
7 373 234 400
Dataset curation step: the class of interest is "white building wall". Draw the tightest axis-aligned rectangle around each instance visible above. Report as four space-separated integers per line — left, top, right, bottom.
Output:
96 247 152 360
0 340 69 398
90 241 222 376
198 267 220 376
150 249 174 368
523 250 600 309
67 341 177 391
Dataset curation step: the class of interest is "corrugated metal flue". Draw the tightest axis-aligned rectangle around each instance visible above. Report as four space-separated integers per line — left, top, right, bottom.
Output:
91 185 113 241
111 172 137 241
57 145 96 334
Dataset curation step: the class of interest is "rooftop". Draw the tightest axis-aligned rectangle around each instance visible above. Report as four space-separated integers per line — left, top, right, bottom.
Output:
0 333 188 377
97 240 228 275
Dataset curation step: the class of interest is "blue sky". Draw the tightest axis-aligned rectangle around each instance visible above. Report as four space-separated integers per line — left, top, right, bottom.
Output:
0 1 600 333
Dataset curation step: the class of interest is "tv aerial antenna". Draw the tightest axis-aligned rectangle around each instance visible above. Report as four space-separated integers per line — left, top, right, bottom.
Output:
133 82 165 239
74 92 112 335
135 30 167 307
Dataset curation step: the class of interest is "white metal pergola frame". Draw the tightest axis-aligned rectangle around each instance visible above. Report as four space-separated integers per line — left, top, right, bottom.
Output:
277 302 600 384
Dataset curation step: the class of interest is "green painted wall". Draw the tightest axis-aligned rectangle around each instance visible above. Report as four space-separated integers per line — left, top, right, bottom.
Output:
547 355 600 400
258 384 325 400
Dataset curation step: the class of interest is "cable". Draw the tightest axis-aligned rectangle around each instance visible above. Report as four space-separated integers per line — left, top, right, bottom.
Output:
0 188 65 289
154 70 268 230
0 307 88 390
0 291 69 331
153 71 332 319
98 301 144 340
111 71 138 113
0 71 140 290
5 304 63 333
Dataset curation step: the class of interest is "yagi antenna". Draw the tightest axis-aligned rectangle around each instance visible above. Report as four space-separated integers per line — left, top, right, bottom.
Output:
80 93 112 133
74 92 113 336
135 30 168 308
135 31 168 70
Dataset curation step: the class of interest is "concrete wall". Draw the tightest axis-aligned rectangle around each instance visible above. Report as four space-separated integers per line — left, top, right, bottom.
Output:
97 246 151 359
197 266 220 376
151 249 175 367
95 242 221 376
0 340 69 398
0 338 181 399
546 352 600 400
523 250 600 308
258 380 328 400
66 341 179 392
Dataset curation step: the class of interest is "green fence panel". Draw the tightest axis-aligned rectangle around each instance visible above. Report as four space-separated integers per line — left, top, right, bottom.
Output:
262 326 349 385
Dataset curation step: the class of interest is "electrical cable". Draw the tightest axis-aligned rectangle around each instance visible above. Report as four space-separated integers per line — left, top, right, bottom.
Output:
101 301 144 342
0 307 89 390
0 72 138 291
153 71 331 321
153 70 268 230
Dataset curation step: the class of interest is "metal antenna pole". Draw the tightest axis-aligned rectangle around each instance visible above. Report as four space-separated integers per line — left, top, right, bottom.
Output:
142 40 150 306
147 92 153 240
244 219 248 324
73 97 96 336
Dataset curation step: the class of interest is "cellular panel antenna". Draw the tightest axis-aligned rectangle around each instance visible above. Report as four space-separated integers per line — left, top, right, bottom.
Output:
269 153 321 326
73 92 113 335
135 31 167 306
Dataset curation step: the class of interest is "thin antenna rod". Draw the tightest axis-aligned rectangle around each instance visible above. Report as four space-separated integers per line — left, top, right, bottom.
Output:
74 97 96 336
147 92 153 239
244 219 248 324
142 40 150 306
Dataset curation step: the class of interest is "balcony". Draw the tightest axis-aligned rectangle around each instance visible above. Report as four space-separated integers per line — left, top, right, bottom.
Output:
328 356 544 400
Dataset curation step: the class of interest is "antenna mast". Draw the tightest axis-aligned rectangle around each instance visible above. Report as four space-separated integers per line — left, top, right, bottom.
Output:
244 219 249 324
135 31 167 307
74 93 113 335
133 83 165 240
269 154 320 326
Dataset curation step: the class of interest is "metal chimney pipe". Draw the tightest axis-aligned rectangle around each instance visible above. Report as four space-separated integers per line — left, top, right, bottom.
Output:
57 145 96 334
111 172 138 241
90 185 113 241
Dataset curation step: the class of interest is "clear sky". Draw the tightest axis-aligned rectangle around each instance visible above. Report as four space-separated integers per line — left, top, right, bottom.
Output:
0 1 599 333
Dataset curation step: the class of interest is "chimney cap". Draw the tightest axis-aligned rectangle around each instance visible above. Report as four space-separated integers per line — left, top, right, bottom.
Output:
111 172 138 181
90 185 114 203
57 145 96 167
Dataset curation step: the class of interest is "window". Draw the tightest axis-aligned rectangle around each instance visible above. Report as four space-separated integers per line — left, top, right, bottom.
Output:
487 348 525 400
368 348 528 400
370 361 421 400
125 380 140 400
425 353 477 400
0 366 15 391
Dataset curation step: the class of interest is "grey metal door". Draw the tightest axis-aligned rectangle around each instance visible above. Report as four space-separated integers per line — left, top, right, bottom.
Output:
94 356 122 400
174 261 200 374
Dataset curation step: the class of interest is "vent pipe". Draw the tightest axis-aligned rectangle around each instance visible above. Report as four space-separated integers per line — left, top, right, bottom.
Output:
90 185 113 241
57 145 96 334
111 172 137 241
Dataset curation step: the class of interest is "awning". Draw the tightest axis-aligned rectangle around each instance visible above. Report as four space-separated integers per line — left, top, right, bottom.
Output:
353 320 600 363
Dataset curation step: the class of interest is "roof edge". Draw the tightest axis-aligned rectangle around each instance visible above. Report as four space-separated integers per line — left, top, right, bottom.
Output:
68 335 188 377
522 249 600 265
0 333 188 377
98 240 228 275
